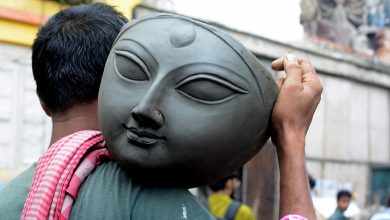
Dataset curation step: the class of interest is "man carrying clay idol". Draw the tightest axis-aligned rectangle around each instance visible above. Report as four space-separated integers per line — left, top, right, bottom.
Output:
3 10 321 220
98 14 321 220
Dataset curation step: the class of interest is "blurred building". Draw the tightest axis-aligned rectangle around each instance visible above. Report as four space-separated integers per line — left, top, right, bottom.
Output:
300 0 390 217
0 0 64 189
0 0 138 189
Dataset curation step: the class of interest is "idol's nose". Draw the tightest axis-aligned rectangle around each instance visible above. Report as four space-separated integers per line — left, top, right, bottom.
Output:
130 90 164 129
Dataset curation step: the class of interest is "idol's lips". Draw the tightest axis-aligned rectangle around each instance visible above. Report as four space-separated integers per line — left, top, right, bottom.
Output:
122 124 166 145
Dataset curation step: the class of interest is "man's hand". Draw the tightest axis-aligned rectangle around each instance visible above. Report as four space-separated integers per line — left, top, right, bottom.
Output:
270 54 322 219
270 54 323 155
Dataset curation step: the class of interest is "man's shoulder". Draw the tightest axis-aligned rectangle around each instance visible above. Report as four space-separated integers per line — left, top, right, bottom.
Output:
0 163 36 198
236 202 255 220
134 185 215 220
0 164 36 220
71 161 215 220
328 209 345 220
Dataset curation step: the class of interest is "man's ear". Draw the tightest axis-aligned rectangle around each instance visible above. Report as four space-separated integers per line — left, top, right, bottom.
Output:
38 97 52 117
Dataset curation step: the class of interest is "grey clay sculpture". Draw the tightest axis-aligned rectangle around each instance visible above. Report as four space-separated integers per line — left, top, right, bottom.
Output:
98 13 279 187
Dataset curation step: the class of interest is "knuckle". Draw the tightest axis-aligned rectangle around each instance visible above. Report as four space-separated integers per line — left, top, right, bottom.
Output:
300 58 309 64
284 81 303 91
286 63 301 71
317 83 324 93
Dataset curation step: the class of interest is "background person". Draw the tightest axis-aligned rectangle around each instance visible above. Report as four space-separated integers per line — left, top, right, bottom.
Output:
370 195 390 220
308 175 327 220
328 190 352 220
208 174 255 220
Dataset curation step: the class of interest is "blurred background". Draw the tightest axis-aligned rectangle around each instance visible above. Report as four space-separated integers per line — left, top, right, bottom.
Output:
0 0 390 219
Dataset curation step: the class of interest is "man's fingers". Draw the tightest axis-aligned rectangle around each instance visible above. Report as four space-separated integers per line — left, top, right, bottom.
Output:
300 59 317 77
300 59 323 92
271 57 284 71
284 54 303 82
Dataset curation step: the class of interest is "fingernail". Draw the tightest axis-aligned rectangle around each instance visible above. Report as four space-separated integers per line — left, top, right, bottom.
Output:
286 53 298 64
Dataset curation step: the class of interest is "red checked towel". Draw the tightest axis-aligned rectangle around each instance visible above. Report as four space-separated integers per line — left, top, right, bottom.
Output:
21 130 111 220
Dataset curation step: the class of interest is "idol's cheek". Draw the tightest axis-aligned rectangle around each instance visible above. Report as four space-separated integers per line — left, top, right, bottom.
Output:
163 100 255 147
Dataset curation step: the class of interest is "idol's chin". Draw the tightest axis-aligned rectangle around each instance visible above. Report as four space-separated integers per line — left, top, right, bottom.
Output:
112 151 225 188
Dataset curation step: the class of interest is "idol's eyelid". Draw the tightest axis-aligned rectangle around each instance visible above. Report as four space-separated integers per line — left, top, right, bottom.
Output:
175 74 249 94
176 90 237 105
115 50 152 80
169 63 250 91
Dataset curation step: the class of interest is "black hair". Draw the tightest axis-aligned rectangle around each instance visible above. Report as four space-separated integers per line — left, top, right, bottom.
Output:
308 174 316 190
209 177 230 192
32 3 128 113
337 190 352 201
209 173 239 192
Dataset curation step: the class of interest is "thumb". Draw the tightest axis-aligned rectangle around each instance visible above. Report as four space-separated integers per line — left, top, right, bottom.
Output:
275 78 285 90
283 54 303 83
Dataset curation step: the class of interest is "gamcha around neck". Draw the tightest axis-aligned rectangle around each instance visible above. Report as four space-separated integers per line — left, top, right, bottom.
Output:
98 13 279 187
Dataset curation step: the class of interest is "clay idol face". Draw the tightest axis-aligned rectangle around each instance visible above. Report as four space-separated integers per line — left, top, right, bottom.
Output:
98 14 278 187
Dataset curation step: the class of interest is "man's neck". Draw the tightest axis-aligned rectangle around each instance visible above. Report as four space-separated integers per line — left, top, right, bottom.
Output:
49 102 100 147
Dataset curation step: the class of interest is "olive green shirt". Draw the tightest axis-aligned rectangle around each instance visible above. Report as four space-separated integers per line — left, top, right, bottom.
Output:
0 161 215 220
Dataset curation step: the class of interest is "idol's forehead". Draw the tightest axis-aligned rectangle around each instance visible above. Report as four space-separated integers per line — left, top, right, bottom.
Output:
113 16 254 82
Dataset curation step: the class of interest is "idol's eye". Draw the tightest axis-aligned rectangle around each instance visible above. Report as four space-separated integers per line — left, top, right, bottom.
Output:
176 74 248 104
114 50 150 81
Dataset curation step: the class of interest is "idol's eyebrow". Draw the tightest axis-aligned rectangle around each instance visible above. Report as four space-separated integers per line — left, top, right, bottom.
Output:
171 63 250 91
114 39 158 72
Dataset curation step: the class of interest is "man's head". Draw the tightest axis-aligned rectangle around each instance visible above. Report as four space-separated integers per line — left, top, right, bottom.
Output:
98 13 278 187
32 3 128 115
336 190 352 212
209 175 240 197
